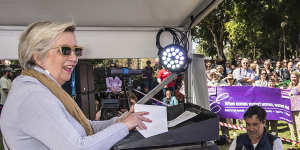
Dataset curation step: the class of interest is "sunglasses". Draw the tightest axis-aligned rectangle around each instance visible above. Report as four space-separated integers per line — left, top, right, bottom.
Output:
54 45 83 57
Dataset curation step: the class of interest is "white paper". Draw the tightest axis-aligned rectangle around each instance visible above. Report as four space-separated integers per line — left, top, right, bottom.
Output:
167 111 198 127
134 104 168 138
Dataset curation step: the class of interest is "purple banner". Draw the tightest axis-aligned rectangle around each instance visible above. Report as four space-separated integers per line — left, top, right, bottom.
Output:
208 86 293 124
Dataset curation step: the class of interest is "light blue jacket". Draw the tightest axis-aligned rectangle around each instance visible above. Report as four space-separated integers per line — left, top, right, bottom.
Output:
0 66 128 150
162 96 179 106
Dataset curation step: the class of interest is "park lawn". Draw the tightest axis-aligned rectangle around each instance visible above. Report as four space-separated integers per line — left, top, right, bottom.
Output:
217 121 297 150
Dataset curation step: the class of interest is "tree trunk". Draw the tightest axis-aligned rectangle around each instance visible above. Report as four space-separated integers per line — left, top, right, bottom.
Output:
209 26 226 62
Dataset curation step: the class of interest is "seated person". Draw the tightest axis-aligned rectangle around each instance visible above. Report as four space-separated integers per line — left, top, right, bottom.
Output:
229 105 283 150
162 90 178 106
119 92 138 116
106 75 122 95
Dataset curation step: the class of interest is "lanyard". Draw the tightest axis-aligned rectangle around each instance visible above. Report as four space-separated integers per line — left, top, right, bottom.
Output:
71 70 76 96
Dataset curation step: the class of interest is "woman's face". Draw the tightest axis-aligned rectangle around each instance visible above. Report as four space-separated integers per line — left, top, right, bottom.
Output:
276 62 281 68
260 71 267 80
211 73 218 80
36 32 78 85
264 62 270 69
231 65 236 70
206 62 211 69
166 91 171 99
217 67 223 73
291 74 298 83
288 62 293 71
297 64 300 70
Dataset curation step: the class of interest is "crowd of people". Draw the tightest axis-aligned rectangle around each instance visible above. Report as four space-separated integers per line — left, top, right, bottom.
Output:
205 57 300 148
206 58 298 88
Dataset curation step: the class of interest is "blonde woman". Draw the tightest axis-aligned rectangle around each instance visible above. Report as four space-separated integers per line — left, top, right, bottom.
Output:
207 69 225 87
0 21 151 150
288 71 300 143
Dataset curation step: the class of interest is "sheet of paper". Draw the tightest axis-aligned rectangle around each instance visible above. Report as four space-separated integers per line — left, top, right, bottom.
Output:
168 111 198 128
134 104 168 138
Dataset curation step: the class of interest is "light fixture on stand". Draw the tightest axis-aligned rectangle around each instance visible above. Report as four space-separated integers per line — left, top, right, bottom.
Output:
138 27 191 104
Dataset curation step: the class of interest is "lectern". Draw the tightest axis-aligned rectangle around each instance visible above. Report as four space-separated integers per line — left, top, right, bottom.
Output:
113 103 219 150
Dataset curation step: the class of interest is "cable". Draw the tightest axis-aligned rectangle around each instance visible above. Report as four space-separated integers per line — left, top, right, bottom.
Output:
156 27 190 55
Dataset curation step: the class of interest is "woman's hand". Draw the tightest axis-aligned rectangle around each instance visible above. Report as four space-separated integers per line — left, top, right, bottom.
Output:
118 105 152 130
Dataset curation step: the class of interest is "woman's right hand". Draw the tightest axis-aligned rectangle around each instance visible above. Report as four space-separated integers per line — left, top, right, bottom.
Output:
119 106 152 130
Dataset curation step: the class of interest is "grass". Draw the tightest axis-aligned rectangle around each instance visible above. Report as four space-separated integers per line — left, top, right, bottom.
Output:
217 121 299 150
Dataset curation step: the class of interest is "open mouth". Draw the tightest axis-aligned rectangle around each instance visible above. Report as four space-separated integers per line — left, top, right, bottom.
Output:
63 65 74 73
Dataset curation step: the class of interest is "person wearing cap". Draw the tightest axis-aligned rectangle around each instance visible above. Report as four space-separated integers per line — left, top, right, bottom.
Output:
0 67 12 105
207 69 225 87
216 65 225 79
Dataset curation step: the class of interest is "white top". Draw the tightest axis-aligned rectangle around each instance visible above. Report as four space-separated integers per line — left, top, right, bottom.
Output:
229 137 284 150
232 68 255 85
0 66 129 150
254 80 268 87
0 76 11 105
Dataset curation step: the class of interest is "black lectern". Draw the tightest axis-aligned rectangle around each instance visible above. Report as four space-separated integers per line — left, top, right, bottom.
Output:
113 103 219 150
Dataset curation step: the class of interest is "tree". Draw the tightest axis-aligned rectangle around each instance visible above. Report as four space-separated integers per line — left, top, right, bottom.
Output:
193 0 300 61
192 0 231 62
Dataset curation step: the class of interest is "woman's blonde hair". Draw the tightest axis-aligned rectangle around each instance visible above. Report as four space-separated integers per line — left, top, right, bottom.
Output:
289 71 300 89
18 21 75 70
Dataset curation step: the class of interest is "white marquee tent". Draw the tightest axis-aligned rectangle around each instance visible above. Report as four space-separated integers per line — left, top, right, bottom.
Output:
0 0 222 59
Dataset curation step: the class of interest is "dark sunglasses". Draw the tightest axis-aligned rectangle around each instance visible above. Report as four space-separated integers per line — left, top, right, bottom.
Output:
54 45 83 57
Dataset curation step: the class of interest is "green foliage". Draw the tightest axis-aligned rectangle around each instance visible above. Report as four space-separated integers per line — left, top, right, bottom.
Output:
192 0 300 61
192 26 217 57
192 0 230 61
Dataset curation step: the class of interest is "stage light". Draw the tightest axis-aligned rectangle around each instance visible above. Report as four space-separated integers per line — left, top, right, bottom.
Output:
159 44 188 72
